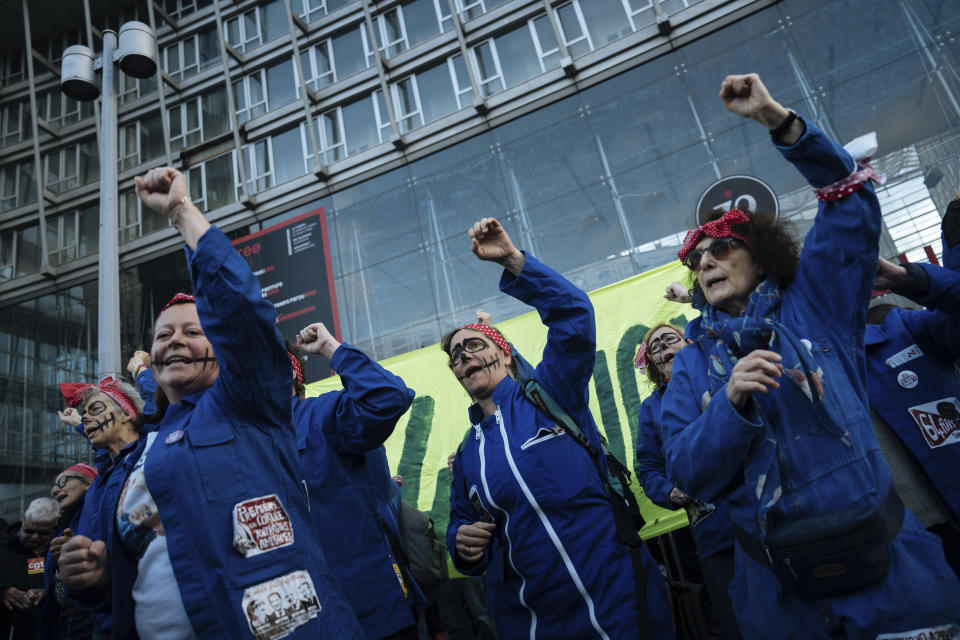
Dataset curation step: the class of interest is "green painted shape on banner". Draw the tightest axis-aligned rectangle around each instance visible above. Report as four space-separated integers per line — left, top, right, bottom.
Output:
397 395 435 507
430 465 453 548
669 313 689 330
616 324 650 451
593 350 625 464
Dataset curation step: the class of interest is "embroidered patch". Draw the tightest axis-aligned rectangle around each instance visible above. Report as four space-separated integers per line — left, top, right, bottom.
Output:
885 343 924 369
907 397 960 449
233 495 294 557
875 623 960 639
241 570 321 640
27 557 44 574
897 370 919 389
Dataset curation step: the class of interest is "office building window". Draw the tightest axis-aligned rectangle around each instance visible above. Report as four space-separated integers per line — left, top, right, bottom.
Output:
266 58 298 108
169 87 229 151
239 139 275 193
45 207 97 266
163 0 214 20
300 41 334 91
36 89 95 129
0 161 37 211
342 95 382 156
470 40 504 97
304 108 348 166
187 151 236 212
331 26 370 80
120 112 165 170
294 0 352 23
1 102 27 146
225 0 288 54
579 0 633 46
233 69 268 123
456 0 510 22
0 47 25 86
162 27 220 81
410 56 473 125
44 140 98 194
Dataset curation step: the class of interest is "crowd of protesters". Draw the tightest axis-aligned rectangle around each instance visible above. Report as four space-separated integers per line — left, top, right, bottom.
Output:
3 72 960 640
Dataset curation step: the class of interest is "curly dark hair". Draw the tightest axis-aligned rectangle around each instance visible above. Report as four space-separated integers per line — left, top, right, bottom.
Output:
441 325 520 381
686 210 800 300
642 323 685 389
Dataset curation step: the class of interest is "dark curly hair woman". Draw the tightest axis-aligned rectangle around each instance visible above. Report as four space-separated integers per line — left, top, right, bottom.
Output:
659 73 960 636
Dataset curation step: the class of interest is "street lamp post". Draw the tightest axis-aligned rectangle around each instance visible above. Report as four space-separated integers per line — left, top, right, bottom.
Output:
61 22 158 379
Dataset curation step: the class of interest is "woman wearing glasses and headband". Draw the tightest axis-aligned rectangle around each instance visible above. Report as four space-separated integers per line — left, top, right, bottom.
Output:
659 73 960 637
443 217 672 640
42 462 98 640
59 167 363 640
635 325 740 639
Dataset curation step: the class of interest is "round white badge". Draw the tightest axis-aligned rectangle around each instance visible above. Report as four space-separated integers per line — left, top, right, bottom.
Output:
897 370 918 389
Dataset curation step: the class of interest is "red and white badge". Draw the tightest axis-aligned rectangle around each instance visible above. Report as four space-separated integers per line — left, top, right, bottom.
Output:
897 370 919 389
907 397 960 449
241 569 321 640
233 494 294 557
27 557 44 575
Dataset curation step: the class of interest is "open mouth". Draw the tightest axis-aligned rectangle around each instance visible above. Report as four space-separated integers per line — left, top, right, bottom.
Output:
54 494 66 503
163 355 193 366
662 352 675 365
84 424 102 438
705 275 727 289
463 364 483 378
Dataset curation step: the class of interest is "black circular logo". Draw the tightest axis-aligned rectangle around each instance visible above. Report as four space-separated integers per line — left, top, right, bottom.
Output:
695 175 779 226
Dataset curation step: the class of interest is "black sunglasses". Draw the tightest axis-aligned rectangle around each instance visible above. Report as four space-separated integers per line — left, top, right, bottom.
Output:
51 474 88 490
683 237 742 271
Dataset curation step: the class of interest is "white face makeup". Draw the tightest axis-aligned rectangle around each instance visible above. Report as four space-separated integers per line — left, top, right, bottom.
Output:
647 326 684 380
693 236 761 316
151 303 219 403
448 328 512 401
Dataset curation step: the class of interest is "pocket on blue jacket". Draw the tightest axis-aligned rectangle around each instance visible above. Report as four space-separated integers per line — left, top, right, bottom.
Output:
188 422 247 501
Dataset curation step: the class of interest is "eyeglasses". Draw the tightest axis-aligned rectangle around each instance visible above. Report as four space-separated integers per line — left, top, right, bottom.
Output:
648 332 682 355
683 237 742 272
51 474 87 490
449 337 490 366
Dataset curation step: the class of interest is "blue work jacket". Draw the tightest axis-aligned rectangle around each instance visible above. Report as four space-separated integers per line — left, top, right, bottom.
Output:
661 119 960 637
865 262 960 520
293 343 421 640
69 437 144 637
41 498 87 640
101 226 363 639
635 387 732 559
447 254 672 640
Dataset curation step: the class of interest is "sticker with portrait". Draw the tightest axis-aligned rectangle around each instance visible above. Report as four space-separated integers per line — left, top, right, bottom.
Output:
907 396 960 449
241 570 321 640
233 494 294 557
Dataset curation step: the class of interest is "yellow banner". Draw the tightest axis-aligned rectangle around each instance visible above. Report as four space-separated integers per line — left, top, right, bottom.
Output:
306 260 695 555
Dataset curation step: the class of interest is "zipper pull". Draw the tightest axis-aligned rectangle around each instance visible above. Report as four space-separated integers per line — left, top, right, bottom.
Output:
474 424 481 441
783 557 798 578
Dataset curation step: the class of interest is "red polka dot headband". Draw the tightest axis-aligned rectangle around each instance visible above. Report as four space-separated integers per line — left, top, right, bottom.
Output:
677 208 751 264
157 293 196 320
288 352 304 386
455 323 511 355
59 376 139 418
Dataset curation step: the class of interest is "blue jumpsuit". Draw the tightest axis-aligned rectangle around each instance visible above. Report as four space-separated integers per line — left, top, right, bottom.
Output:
78 226 364 639
660 119 960 638
865 263 960 519
447 254 673 640
636 387 733 560
292 343 421 640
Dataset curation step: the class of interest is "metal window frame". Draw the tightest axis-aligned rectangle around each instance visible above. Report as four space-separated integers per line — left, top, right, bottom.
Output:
391 75 423 133
469 38 504 97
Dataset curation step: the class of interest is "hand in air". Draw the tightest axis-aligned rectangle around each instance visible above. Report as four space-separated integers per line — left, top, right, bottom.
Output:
134 167 190 221
468 218 524 274
57 407 82 428
296 322 341 360
126 350 151 378
664 282 692 303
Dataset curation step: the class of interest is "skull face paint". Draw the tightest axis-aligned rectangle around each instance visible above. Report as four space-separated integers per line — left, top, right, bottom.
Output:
448 328 511 401
81 391 135 453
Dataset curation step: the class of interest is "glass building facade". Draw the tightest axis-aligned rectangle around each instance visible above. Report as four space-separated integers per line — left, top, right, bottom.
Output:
0 0 958 518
